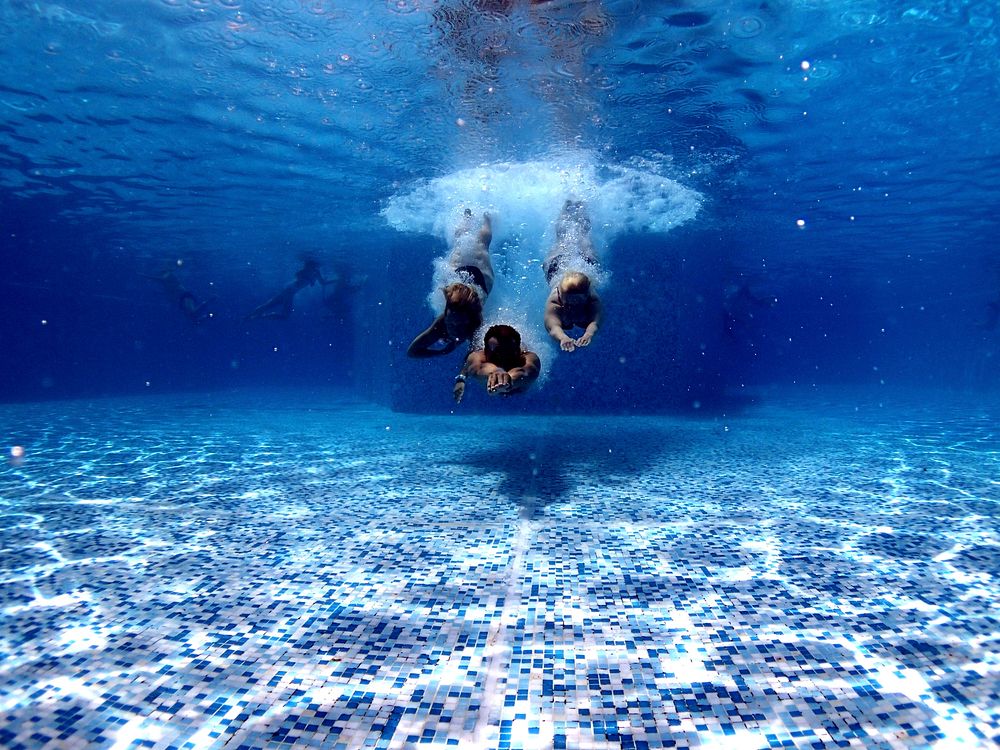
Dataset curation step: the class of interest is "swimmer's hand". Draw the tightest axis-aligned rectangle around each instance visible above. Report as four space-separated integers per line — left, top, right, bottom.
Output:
576 331 594 347
453 380 466 404
487 371 513 395
560 338 577 352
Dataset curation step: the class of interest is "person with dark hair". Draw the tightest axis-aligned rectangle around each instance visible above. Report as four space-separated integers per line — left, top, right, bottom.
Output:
454 324 540 401
245 258 327 321
141 268 214 323
543 200 603 352
408 210 495 357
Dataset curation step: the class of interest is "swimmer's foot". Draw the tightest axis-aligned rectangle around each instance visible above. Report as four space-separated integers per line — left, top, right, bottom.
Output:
455 207 476 237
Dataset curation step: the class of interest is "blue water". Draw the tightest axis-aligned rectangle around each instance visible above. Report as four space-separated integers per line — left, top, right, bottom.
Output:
2 0 998 405
2 1 999 748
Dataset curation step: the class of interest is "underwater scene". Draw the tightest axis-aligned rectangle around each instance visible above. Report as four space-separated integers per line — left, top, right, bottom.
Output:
1 1 998 748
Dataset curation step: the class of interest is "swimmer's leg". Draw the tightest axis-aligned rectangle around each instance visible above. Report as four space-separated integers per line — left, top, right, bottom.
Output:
477 212 492 249
454 207 476 240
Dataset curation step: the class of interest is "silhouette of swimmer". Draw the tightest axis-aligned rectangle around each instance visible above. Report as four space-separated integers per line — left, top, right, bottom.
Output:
454 324 540 402
543 200 603 352
141 269 214 323
321 265 367 322
246 258 327 321
723 281 777 341
408 210 495 357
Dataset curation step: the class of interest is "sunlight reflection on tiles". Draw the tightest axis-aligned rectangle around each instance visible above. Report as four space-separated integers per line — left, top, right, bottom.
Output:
0 392 997 749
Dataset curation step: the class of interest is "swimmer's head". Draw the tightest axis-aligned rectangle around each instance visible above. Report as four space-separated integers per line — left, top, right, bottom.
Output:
559 272 592 306
560 271 590 294
442 283 482 340
484 324 522 368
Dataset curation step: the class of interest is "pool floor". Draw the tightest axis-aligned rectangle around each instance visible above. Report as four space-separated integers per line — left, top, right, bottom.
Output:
0 390 997 749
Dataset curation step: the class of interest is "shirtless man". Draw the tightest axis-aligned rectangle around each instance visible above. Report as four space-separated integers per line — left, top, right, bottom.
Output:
454 324 540 402
542 200 603 352
408 210 495 357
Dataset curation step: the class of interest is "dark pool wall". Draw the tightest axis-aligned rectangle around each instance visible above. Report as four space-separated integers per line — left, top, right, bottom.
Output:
1 202 362 403
3 198 997 407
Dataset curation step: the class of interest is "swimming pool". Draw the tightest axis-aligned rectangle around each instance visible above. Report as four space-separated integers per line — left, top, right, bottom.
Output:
1 389 995 748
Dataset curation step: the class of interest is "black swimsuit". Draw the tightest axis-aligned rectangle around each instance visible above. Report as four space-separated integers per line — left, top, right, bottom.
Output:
455 264 487 292
544 255 597 286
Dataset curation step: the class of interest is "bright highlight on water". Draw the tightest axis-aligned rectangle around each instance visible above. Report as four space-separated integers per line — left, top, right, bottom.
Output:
384 155 701 361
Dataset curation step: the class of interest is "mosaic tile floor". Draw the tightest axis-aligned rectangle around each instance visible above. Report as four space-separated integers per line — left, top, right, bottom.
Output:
0 389 997 749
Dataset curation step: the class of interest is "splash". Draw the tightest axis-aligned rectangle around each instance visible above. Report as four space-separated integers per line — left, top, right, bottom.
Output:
383 153 701 371
382 153 701 247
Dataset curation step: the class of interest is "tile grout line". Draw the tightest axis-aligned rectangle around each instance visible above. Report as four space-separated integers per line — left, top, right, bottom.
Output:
471 491 535 749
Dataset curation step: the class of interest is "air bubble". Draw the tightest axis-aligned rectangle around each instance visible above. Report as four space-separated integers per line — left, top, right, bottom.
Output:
730 16 764 39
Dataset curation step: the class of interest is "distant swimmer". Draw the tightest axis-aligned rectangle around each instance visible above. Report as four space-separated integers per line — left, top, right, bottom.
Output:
141 268 214 323
246 258 327 321
407 210 495 357
455 324 540 401
320 264 367 322
543 200 603 352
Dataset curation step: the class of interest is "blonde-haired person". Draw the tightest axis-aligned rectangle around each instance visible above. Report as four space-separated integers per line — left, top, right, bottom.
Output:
543 201 603 352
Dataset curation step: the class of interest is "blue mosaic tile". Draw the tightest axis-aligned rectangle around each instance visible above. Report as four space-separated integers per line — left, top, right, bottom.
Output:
0 392 997 748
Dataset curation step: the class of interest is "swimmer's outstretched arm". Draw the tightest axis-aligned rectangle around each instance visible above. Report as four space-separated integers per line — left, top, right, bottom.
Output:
407 315 457 357
245 287 293 320
506 352 540 392
466 351 540 395
453 360 469 404
544 291 576 351
576 293 603 347
464 350 491 378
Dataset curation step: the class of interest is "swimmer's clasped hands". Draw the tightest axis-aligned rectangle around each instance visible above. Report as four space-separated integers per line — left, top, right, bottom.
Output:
560 333 592 352
487 370 513 395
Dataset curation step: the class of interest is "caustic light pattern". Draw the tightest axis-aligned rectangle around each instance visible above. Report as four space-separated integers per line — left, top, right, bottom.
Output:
0 394 997 749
